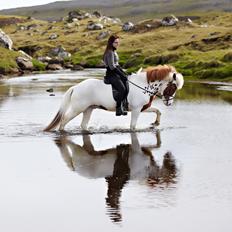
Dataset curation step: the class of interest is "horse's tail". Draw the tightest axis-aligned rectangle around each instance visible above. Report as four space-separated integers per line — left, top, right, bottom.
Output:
44 88 74 132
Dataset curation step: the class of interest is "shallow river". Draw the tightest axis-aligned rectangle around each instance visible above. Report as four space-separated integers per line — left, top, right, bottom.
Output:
0 70 232 232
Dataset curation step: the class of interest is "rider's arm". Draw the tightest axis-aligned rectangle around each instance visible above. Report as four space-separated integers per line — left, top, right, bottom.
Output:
105 51 128 79
104 50 117 70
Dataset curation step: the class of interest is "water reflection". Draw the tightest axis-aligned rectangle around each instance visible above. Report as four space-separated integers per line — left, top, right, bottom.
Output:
54 132 178 223
177 82 232 104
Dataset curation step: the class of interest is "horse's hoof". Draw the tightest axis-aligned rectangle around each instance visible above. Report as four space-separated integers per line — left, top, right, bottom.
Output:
151 121 160 127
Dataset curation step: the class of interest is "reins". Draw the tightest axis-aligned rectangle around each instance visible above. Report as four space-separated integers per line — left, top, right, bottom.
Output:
127 79 162 99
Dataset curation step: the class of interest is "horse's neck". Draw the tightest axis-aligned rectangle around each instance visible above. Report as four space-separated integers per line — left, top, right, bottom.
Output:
129 72 148 85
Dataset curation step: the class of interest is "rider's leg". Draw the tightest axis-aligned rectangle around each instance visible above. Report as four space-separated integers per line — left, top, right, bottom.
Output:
109 76 127 116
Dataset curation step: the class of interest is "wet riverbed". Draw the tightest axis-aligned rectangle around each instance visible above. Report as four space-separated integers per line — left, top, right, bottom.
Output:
0 70 232 232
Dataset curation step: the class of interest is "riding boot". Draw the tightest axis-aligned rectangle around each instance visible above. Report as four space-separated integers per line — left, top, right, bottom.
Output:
122 98 129 111
116 104 127 116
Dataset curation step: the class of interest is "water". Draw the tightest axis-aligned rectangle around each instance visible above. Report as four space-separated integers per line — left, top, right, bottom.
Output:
0 70 232 232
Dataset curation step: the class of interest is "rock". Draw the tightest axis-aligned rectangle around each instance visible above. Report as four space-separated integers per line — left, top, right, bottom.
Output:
177 16 193 24
97 31 110 40
38 56 52 63
66 22 79 29
46 64 63 70
16 57 34 70
48 57 64 65
71 64 84 70
27 24 37 30
100 16 121 24
161 15 179 26
93 11 102 18
64 63 74 69
49 33 58 40
46 88 54 92
0 29 13 50
18 50 32 60
87 22 103 30
68 10 86 22
49 46 71 59
84 13 92 19
17 25 26 31
122 22 134 31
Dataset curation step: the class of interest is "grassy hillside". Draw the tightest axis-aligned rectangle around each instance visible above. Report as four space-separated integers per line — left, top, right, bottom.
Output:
0 11 232 81
0 0 232 22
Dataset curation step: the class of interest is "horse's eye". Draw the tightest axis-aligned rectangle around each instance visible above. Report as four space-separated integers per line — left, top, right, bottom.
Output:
173 73 176 80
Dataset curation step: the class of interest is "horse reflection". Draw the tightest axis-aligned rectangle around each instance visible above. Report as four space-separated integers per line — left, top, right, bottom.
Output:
54 132 177 223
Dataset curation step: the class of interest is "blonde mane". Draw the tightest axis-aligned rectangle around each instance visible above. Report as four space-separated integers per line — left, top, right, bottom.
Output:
145 65 176 83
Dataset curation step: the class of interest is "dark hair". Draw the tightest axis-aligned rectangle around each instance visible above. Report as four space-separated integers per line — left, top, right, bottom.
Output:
103 34 119 59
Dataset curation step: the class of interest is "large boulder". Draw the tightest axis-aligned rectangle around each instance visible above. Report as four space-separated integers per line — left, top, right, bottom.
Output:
87 22 103 30
0 29 13 50
122 22 134 31
16 57 34 70
49 46 71 59
67 10 89 22
161 15 179 26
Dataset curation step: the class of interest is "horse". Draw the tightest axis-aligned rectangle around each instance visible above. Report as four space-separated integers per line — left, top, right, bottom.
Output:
44 65 184 131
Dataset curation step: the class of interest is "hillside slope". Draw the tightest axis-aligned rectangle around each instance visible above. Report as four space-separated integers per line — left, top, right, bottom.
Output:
0 11 232 80
0 0 232 22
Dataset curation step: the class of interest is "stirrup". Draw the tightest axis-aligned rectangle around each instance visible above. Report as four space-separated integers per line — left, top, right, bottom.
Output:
116 106 127 116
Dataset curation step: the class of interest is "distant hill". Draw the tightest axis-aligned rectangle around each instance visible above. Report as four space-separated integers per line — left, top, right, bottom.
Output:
0 0 232 22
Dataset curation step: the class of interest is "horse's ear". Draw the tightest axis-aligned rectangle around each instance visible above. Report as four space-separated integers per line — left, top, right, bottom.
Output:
173 73 176 81
136 67 143 74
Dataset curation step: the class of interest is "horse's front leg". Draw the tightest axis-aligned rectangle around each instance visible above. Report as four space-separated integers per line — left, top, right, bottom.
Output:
130 108 141 130
143 107 161 126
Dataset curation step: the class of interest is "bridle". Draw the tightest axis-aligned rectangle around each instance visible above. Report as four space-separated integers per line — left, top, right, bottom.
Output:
127 77 177 101
127 79 162 98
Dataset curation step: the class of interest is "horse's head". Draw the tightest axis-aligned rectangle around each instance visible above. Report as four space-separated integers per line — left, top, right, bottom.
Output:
159 72 184 106
146 65 184 106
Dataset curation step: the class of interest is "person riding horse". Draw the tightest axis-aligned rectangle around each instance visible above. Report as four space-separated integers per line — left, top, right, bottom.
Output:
103 35 129 116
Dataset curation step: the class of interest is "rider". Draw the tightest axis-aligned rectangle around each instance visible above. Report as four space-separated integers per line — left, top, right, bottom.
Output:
103 35 129 116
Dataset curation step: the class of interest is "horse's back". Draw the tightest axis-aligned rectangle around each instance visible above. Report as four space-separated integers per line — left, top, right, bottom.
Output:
71 78 115 108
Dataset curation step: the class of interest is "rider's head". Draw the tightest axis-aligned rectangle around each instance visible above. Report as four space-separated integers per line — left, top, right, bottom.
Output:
106 34 120 51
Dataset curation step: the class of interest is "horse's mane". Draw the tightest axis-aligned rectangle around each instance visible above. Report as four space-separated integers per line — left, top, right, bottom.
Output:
145 65 176 82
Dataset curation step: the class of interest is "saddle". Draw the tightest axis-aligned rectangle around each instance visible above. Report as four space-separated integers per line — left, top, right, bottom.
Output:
103 76 129 111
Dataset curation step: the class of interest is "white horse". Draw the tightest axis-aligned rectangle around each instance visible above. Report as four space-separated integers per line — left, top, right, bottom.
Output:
44 65 184 131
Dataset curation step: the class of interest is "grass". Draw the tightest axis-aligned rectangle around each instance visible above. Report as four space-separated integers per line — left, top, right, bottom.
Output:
0 47 19 74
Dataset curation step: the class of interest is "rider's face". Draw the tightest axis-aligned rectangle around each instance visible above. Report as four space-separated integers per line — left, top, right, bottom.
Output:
113 39 120 48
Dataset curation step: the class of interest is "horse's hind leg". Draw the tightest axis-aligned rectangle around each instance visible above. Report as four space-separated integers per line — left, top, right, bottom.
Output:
81 106 94 130
59 109 79 131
